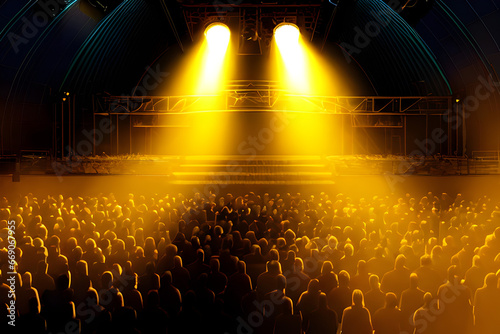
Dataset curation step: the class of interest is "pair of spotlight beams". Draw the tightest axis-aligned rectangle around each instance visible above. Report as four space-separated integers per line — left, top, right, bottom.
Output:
199 22 305 94
204 22 300 50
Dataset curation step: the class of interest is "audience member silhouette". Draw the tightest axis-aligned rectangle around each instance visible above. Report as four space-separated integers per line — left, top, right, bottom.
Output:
400 273 425 333
413 292 436 334
317 261 338 294
437 265 473 334
297 278 321 330
340 289 373 334
285 257 310 305
350 260 371 293
372 292 403 334
413 255 443 296
381 254 411 300
327 270 352 323
365 274 386 316
306 292 338 334
273 298 302 334
473 272 500 334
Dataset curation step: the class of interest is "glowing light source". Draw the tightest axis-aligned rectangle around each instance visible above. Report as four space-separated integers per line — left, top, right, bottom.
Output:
188 22 231 94
273 23 310 93
205 23 230 51
274 23 300 50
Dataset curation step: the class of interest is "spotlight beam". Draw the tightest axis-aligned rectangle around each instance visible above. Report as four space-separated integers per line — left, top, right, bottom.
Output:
273 23 309 93
196 22 231 94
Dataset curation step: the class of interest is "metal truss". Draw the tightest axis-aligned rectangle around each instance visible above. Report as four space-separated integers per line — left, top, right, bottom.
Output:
181 1 323 45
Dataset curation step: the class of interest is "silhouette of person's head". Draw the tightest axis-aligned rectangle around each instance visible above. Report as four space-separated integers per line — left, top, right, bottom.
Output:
447 265 459 283
352 289 364 307
196 249 205 262
294 258 304 273
237 261 246 274
282 297 293 315
318 292 328 309
321 261 333 275
22 272 32 288
484 272 496 288
161 271 173 285
269 249 279 261
210 258 220 273
146 290 160 308
307 279 320 294
174 256 183 268
395 254 406 270
410 273 419 289
102 271 113 289
357 260 367 275
86 288 99 307
344 243 354 257
369 274 380 290
339 270 350 287
267 260 282 275
56 274 70 291
423 292 433 307
384 292 398 308
420 255 432 267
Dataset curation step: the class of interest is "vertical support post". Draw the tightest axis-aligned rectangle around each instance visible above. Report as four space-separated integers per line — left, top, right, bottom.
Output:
404 116 407 156
116 114 119 154
341 114 344 155
73 95 76 154
92 95 95 155
456 100 459 156
425 114 428 156
61 101 64 159
462 101 466 157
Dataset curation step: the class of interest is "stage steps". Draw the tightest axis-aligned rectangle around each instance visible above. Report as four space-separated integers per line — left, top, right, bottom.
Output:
4 154 500 184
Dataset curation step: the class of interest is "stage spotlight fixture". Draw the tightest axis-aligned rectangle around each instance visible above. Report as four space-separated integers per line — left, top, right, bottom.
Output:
191 22 231 94
273 23 300 50
273 22 309 92
204 23 230 50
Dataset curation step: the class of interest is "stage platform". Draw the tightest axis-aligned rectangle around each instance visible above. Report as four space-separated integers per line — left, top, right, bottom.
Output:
1 154 499 185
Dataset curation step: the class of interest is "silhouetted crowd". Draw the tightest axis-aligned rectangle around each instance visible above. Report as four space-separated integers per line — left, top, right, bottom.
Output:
1 191 500 333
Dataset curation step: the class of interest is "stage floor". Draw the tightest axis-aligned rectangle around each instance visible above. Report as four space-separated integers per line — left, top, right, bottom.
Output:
2 173 500 201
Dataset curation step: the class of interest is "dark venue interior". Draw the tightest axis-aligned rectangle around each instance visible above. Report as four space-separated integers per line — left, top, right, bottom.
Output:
1 0 500 333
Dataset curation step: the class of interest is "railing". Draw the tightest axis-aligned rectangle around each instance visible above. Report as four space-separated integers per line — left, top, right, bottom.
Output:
92 85 453 156
94 86 452 115
471 151 500 160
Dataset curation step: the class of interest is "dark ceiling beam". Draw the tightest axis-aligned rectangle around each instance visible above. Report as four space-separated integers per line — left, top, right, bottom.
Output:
160 0 184 52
